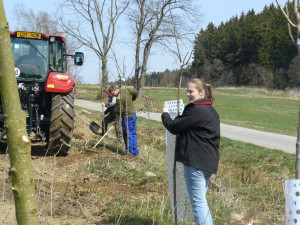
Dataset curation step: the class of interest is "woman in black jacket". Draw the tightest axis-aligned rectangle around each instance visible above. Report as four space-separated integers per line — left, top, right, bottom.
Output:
161 79 220 225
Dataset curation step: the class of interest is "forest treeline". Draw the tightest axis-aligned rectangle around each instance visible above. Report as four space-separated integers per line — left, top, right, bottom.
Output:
124 3 300 90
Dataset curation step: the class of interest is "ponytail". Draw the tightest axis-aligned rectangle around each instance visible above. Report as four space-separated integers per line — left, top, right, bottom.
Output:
188 79 215 103
206 84 215 103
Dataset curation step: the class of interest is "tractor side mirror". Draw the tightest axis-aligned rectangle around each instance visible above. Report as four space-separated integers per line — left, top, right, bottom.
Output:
74 52 84 66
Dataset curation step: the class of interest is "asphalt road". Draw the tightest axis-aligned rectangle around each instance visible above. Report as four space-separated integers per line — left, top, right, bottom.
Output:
74 99 297 154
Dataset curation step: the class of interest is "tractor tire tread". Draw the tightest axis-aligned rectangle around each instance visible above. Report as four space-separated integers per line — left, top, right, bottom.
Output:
48 93 74 156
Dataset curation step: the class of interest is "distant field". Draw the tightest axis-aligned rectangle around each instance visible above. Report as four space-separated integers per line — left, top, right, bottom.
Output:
76 84 299 136
213 90 299 137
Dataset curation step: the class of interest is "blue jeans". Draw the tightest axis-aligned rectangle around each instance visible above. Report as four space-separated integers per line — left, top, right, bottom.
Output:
184 165 213 225
122 114 139 156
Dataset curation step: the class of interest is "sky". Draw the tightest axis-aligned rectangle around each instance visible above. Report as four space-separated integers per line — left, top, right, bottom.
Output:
3 0 288 84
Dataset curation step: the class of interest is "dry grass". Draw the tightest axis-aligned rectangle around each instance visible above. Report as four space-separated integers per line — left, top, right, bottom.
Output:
285 87 300 99
231 208 266 225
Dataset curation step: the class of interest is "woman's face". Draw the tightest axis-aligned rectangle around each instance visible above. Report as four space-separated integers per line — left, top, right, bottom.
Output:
187 82 205 103
111 89 119 96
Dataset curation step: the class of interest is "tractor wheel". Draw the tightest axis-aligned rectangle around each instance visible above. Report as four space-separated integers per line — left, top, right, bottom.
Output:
47 93 74 156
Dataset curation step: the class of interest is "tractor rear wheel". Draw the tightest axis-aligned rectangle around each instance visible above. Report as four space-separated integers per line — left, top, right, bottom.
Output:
47 93 74 156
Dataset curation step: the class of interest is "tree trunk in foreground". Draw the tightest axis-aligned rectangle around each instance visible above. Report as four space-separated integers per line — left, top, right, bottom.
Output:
0 1 39 224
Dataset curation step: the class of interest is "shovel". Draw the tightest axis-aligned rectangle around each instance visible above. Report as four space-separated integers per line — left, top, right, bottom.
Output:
92 126 113 149
76 115 102 135
89 121 102 135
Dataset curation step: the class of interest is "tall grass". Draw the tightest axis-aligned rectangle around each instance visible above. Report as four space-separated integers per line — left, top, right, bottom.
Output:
211 137 293 224
80 115 293 224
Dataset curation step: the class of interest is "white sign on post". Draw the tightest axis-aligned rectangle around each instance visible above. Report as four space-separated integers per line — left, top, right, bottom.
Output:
164 99 194 223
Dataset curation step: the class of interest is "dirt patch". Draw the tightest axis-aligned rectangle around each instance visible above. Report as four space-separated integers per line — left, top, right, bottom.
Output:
0 118 167 225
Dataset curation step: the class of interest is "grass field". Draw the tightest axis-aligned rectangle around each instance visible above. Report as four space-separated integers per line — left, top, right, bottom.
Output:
65 86 299 224
84 115 293 224
76 84 300 136
1 85 298 224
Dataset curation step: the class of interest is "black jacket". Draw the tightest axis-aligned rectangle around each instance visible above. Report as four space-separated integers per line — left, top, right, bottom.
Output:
104 96 117 116
161 98 220 174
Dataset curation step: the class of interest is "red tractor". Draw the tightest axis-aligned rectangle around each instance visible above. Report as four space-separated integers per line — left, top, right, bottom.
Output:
0 31 84 156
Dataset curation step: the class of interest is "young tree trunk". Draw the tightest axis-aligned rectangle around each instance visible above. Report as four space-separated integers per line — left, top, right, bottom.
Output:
101 55 109 99
138 40 153 98
295 40 300 177
296 110 300 178
133 0 145 90
0 2 39 224
292 1 300 178
275 0 300 178
134 38 141 90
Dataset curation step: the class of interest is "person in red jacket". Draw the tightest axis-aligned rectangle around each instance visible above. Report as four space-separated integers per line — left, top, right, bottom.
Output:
161 79 220 225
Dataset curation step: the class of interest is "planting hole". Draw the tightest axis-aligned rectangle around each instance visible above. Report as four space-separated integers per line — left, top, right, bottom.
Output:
296 192 300 196
290 210 293 214
293 201 297 205
297 210 300 215
294 219 297 223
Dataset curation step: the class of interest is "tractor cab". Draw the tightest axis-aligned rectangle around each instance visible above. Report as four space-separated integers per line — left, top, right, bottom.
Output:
10 31 84 82
0 31 84 156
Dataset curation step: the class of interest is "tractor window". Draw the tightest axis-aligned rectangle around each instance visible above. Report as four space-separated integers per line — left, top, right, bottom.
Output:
50 41 67 73
11 38 48 81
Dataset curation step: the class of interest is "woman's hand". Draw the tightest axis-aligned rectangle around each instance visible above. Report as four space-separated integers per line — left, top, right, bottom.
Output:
114 115 120 125
163 106 169 113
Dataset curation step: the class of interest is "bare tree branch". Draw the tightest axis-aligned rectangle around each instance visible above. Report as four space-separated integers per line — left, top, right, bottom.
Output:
129 0 200 98
58 0 129 96
275 0 296 27
285 3 295 42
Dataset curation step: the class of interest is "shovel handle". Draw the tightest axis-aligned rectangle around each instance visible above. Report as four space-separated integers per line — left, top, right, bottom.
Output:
92 126 113 149
77 115 90 126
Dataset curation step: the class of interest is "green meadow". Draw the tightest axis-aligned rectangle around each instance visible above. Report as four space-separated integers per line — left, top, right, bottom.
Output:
76 85 299 136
